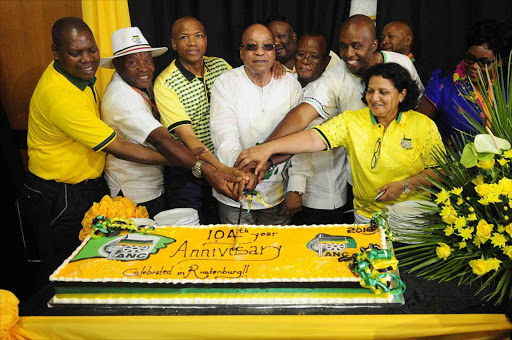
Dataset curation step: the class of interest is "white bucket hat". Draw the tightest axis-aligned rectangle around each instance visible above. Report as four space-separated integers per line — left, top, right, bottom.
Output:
100 27 168 69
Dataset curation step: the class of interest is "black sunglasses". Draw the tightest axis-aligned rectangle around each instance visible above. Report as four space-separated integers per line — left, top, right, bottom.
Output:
241 44 275 51
463 53 495 69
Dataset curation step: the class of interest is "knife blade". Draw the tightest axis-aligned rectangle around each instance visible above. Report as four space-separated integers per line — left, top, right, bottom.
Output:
344 191 386 213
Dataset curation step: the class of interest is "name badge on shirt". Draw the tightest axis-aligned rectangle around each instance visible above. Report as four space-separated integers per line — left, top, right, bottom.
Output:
401 136 413 150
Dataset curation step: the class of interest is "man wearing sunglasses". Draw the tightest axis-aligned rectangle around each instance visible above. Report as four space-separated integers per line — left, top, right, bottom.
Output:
210 24 303 225
286 33 351 224
265 15 341 74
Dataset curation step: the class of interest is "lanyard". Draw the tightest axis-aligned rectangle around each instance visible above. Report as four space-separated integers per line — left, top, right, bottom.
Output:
131 86 160 115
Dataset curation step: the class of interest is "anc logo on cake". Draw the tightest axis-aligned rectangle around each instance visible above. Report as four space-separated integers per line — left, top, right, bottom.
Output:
71 234 175 262
306 233 357 257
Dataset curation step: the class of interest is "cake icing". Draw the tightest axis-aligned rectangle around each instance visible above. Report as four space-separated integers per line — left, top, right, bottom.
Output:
50 224 401 305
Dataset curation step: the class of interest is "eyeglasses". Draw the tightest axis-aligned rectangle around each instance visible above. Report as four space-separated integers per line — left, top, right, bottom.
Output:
463 53 495 69
295 52 322 64
241 44 275 51
371 137 381 169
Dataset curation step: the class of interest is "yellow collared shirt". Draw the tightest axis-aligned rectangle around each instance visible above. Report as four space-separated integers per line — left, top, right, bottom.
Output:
28 61 116 184
314 107 444 217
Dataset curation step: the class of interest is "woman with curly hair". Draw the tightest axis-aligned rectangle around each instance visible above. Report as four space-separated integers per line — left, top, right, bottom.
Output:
235 62 445 223
418 20 511 144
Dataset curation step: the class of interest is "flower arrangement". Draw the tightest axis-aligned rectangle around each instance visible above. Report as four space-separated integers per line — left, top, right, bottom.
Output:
79 195 149 241
397 55 512 304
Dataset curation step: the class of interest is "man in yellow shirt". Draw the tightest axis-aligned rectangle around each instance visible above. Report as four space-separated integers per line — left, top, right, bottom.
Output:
21 17 243 274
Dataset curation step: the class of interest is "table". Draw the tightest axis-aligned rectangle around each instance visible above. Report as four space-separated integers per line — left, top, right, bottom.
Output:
2 270 509 340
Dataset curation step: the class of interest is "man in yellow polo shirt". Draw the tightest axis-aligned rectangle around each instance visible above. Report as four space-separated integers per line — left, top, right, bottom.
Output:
21 17 243 274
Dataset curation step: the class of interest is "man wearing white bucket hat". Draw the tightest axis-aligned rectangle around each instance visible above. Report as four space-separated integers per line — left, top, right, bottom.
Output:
101 27 247 217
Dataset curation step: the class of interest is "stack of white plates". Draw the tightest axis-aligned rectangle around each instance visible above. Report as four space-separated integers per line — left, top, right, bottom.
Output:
386 200 437 243
129 218 156 226
153 208 200 226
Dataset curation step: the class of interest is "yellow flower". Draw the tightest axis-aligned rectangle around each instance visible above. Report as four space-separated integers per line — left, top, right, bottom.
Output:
136 205 149 218
456 197 464 205
435 189 451 205
459 241 467 249
467 213 477 221
472 175 484 185
477 197 489 205
474 183 491 197
469 259 491 276
451 187 463 196
477 159 495 169
476 219 493 243
454 216 467 229
486 193 502 204
469 207 475 212
498 224 505 233
440 205 457 224
505 223 512 237
473 236 483 248
458 227 474 241
444 225 454 236
503 246 512 259
490 183 502 196
487 258 501 271
453 73 460 82
504 149 512 159
498 158 509 166
499 177 512 195
436 243 451 260
490 233 507 248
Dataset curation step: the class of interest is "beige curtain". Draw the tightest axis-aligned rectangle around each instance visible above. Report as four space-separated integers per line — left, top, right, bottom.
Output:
81 0 131 97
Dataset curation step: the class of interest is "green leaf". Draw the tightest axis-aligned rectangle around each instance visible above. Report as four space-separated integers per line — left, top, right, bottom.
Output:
460 143 478 168
476 152 495 161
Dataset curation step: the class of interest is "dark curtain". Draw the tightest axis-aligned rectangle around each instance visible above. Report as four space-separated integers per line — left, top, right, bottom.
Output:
377 0 512 75
128 0 351 76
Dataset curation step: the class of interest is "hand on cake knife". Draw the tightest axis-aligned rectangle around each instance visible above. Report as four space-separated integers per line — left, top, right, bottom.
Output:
344 191 385 214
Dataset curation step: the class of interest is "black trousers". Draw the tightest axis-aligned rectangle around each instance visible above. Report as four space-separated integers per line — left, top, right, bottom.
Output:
19 173 108 274
165 166 220 224
290 184 355 225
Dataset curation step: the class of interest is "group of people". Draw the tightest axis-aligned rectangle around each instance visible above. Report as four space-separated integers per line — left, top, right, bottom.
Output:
21 13 511 273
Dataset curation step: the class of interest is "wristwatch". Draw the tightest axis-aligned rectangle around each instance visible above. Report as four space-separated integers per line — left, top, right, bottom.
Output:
403 179 411 194
192 160 204 178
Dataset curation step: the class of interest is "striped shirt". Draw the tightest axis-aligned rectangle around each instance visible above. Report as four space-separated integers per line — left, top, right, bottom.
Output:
154 56 231 152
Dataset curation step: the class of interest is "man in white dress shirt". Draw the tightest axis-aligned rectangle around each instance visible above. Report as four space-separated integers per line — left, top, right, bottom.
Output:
210 24 303 224
286 33 350 224
101 27 245 217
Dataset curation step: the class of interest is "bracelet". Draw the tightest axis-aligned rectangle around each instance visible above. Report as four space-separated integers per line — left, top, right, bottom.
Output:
265 157 275 173
403 179 411 194
291 191 304 196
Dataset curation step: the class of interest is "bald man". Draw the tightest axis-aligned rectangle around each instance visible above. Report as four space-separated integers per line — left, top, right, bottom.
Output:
236 14 423 222
380 21 413 55
154 16 233 224
210 24 303 225
380 21 432 87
